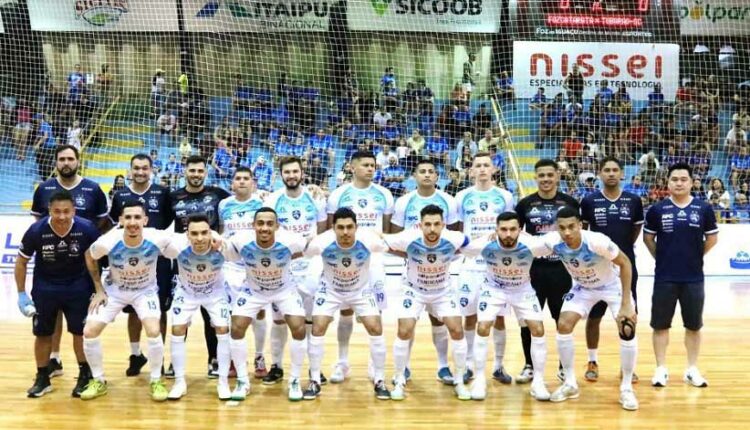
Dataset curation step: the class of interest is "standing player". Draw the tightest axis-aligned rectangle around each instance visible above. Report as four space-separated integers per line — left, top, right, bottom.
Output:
109 153 174 377
302 208 390 400
264 156 328 384
170 155 230 377
580 156 643 382
461 212 551 401
384 205 470 401
514 159 579 383
222 208 309 401
325 151 394 383
16 191 100 398
391 158 459 384
643 163 718 388
542 206 639 410
78 201 172 401
162 214 230 400
455 152 514 383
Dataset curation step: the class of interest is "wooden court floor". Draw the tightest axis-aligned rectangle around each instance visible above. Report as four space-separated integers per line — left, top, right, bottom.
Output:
1 277 749 429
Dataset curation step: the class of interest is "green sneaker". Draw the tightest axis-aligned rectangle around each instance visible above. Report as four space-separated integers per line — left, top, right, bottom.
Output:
80 379 107 400
150 380 168 402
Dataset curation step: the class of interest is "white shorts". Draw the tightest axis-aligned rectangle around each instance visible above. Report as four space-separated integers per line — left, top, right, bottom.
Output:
87 286 161 324
462 82 473 93
232 287 306 319
292 257 323 318
477 283 544 324
370 254 387 310
457 265 484 316
312 282 380 318
561 281 626 320
397 285 461 320
171 287 230 328
225 264 271 319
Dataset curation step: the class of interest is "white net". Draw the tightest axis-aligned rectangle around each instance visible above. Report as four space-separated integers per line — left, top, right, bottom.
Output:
0 0 747 221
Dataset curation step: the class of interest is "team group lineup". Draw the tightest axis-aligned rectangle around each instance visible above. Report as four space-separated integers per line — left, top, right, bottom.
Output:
15 144 718 411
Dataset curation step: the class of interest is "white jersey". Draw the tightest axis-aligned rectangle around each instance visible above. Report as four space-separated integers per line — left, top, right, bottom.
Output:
541 230 621 289
384 229 468 291
392 189 459 230
218 194 264 237
304 230 387 293
265 188 327 240
89 228 171 291
223 231 307 293
163 234 225 297
462 234 550 289
326 183 394 232
456 186 515 239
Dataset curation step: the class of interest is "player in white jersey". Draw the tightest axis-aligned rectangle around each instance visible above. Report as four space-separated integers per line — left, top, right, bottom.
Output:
542 206 639 411
454 152 515 384
264 156 328 384
391 158 459 384
325 150 394 383
79 201 172 401
222 208 309 401
302 208 391 400
461 212 551 401
383 205 471 401
161 214 230 400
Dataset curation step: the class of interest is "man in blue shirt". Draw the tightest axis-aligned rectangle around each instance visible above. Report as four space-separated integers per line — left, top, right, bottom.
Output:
32 114 58 180
307 128 334 168
16 191 101 398
597 80 614 105
643 163 718 388
623 175 647 198
252 156 274 191
426 130 450 175
381 155 407 198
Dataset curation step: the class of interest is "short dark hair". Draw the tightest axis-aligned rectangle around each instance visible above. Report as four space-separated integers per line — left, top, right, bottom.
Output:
412 158 436 174
496 211 521 224
253 207 277 221
55 144 79 160
534 159 558 171
350 150 376 163
333 207 357 225
121 200 146 213
420 204 444 219
48 190 74 206
556 206 580 221
187 213 210 227
131 153 153 167
599 156 622 170
185 155 207 167
233 166 254 178
473 151 492 161
668 162 693 179
279 156 303 171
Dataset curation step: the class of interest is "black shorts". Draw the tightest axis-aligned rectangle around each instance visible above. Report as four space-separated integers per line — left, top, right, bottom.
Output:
650 281 704 331
589 263 638 319
31 288 91 337
123 257 174 314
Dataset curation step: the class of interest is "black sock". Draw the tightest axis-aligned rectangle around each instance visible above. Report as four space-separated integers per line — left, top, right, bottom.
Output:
521 327 532 367
37 366 49 376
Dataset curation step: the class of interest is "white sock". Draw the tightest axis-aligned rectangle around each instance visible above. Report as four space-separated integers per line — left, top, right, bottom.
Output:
130 342 141 356
308 335 325 384
406 336 415 369
556 333 576 386
83 337 104 380
337 315 354 365
393 338 410 383
289 338 305 379
588 348 598 363
147 336 164 381
50 351 60 361
431 325 449 369
230 338 249 381
217 333 230 382
473 334 489 378
620 338 638 391
253 318 267 357
305 324 313 355
493 328 506 370
464 329 475 370
531 335 547 382
170 335 186 379
451 338 468 381
369 334 386 383
270 323 287 367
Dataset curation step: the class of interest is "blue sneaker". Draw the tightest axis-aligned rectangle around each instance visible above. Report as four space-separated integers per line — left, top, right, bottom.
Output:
463 368 474 385
492 367 513 384
436 367 454 385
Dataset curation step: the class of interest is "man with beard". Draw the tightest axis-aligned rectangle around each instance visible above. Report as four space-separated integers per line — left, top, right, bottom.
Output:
109 153 174 378
30 144 108 380
169 155 230 377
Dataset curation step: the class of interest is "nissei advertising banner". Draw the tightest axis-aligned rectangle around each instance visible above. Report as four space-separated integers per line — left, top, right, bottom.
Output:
27 0 179 32
184 0 332 32
348 0 501 33
678 0 750 36
512 41 680 101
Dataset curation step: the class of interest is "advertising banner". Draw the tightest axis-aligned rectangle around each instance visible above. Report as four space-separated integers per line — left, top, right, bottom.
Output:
27 0 179 32
678 0 750 36
348 0 501 33
184 0 332 32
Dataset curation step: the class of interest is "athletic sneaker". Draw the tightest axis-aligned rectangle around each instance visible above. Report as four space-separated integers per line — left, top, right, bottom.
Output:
288 378 303 401
262 364 284 385
584 361 599 382
530 381 551 401
254 355 268 379
516 364 534 384
217 380 231 400
619 388 639 411
72 364 92 398
303 381 321 400
163 363 175 379
27 372 52 398
619 369 640 384
207 359 219 379
556 366 566 383
150 380 169 401
404 367 411 382
167 379 187 400
320 372 328 385
684 367 708 388
470 377 486 400
492 367 513 384
126 354 148 377
48 358 63 378
374 380 390 400
436 367 455 385
80 379 108 400
390 380 406 401
550 383 580 403
329 362 350 384
651 366 669 387
231 380 251 401
454 381 471 400
463 368 474 385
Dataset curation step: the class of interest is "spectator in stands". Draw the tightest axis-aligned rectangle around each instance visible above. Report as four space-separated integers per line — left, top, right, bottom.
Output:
67 63 86 105
530 87 548 112
407 128 425 158
450 83 468 107
647 83 666 111
494 71 516 110
32 113 57 181
556 149 576 192
489 145 506 185
475 128 497 153
380 67 396 94
211 138 235 189
733 81 750 113
96 64 114 103
336 161 353 186
150 149 163 178
708 193 730 222
729 193 750 223
663 144 683 170
456 131 477 161
426 130 450 174
13 99 32 161
382 119 401 147
690 143 712 179
472 103 492 138
737 181 750 201
612 83 633 116
383 81 400 113
373 106 391 128
443 168 470 196
232 74 252 114
307 127 334 168
375 143 397 170
417 79 434 115
156 111 178 147
109 174 126 200
456 144 473 172
707 178 731 209
624 175 647 197
179 134 193 159
562 130 583 162
638 150 660 186
381 155 406 198
538 103 562 149
252 155 273 191
691 177 707 200
67 119 82 150
574 176 598 201
733 107 750 131
563 64 584 104
462 52 479 102
163 153 183 189
725 120 746 152
702 75 721 112
403 82 419 117
730 146 750 190
648 177 670 203
597 80 614 105
151 69 166 116
307 156 328 187
396 137 409 166
454 105 472 137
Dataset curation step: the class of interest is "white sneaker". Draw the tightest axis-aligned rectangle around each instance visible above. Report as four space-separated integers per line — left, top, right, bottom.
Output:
329 363 350 384
619 388 639 411
217 380 231 400
651 366 669 387
516 364 534 384
230 379 251 401
470 377 486 400
454 381 471 401
390 380 406 401
530 381 551 401
684 367 708 388
167 379 187 400
288 378 303 401
550 383 580 403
